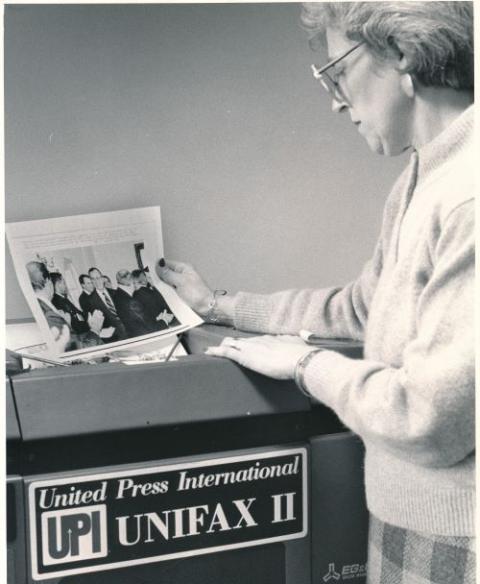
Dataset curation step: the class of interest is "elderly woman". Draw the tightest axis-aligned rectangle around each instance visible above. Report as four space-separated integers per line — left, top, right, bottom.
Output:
157 3 474 583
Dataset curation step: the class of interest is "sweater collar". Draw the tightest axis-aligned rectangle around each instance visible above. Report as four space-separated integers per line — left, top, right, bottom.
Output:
415 104 474 183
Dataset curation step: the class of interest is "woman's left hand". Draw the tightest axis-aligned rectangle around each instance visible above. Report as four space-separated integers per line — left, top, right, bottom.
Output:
205 334 313 379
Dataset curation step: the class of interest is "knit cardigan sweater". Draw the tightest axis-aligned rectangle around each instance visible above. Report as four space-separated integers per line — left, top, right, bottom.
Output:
233 106 475 537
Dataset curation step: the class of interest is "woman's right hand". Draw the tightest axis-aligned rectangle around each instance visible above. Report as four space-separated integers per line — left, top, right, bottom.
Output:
155 259 213 315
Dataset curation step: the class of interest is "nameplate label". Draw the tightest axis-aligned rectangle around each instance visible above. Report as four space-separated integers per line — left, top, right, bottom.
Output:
28 447 307 579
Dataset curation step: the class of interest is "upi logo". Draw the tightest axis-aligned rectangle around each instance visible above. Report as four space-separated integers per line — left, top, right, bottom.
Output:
41 505 108 565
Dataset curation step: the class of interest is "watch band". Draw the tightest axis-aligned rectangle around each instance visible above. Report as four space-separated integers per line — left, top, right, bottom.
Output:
294 349 323 397
204 289 228 324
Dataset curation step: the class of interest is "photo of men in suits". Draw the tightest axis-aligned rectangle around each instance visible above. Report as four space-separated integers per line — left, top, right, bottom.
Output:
9 208 196 359
22 249 183 355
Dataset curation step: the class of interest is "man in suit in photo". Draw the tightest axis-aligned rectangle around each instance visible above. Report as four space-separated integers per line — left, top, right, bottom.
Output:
51 272 91 336
87 267 127 342
78 274 95 315
113 269 156 338
26 262 103 351
102 274 115 291
132 269 180 330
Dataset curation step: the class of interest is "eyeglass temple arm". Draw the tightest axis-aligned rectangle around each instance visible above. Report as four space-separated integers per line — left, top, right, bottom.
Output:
311 42 364 78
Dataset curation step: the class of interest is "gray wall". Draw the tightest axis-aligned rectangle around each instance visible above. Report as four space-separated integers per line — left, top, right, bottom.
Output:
5 3 406 320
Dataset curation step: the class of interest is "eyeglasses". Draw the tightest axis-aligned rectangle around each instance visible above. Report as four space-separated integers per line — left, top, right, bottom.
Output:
311 42 364 104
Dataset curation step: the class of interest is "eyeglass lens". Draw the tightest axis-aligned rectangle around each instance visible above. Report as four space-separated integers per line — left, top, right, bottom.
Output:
320 72 345 103
312 41 364 104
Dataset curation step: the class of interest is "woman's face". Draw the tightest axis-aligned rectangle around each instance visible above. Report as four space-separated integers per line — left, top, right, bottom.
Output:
325 28 412 156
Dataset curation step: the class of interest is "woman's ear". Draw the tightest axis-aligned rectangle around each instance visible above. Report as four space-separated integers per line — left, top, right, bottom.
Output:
400 72 415 98
398 55 415 98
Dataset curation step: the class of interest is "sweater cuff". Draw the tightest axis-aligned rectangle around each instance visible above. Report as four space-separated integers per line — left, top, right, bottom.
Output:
234 292 273 333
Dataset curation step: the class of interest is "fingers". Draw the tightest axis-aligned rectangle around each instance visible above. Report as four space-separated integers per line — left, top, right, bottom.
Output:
242 334 307 346
219 334 304 347
156 258 190 276
276 334 309 346
156 259 191 288
221 336 249 350
156 266 182 288
164 259 191 273
205 345 242 361
205 336 243 358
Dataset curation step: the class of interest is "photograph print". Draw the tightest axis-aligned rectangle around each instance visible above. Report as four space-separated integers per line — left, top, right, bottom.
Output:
6 207 202 358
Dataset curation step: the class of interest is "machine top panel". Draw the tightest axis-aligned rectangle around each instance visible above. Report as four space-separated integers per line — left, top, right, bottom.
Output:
10 356 311 441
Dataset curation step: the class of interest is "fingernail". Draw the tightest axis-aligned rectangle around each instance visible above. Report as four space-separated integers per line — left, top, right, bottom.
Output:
159 258 166 268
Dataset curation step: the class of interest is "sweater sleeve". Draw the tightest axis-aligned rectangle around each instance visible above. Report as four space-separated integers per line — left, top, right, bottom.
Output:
232 157 417 338
301 201 474 468
233 235 383 339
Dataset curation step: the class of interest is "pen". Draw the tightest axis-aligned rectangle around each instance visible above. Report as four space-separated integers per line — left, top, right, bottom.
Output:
165 334 183 362
13 351 71 367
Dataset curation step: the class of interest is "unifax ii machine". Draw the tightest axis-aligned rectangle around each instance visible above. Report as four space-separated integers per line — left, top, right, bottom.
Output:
7 324 368 584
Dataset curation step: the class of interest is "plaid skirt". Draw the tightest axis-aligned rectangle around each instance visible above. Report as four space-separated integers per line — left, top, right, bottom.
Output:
367 514 476 584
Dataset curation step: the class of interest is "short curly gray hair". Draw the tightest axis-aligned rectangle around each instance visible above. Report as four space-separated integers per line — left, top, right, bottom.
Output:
301 1 473 90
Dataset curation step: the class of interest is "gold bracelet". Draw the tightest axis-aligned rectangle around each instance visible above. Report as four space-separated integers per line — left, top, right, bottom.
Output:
204 289 227 323
294 349 323 397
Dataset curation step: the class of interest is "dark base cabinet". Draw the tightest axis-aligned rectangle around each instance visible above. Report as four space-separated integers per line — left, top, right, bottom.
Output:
7 326 367 583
